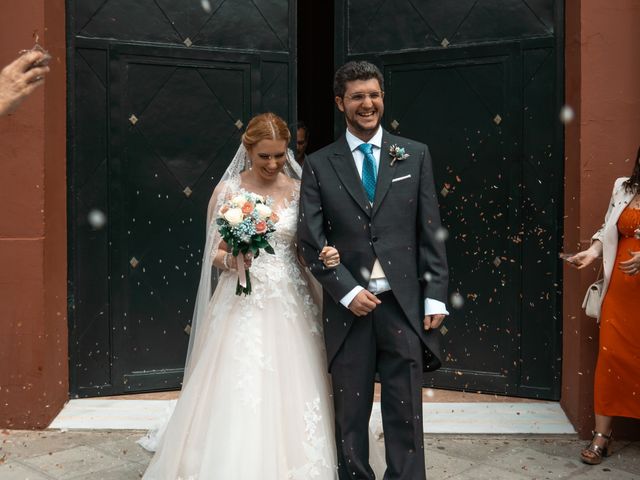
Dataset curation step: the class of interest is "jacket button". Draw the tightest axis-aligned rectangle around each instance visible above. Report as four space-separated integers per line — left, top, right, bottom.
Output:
372 236 378 242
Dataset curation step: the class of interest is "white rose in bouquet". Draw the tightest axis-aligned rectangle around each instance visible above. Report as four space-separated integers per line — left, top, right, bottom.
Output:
232 194 247 207
224 208 244 226
255 203 272 219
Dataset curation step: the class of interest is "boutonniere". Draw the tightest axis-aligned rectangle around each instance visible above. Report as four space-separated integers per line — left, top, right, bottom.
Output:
389 144 410 166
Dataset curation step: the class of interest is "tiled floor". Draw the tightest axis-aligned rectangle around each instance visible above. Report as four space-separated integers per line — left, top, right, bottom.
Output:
37 388 630 479
1 429 638 480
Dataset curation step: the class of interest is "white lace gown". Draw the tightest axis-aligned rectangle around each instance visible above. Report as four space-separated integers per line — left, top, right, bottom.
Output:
140 190 338 479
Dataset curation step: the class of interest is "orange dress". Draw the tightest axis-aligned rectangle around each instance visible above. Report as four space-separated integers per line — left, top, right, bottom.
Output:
594 206 640 418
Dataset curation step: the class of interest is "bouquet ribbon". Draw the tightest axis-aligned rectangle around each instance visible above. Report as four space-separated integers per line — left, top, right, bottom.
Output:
237 252 247 288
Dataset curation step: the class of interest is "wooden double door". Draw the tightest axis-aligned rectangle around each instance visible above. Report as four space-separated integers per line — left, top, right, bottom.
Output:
69 0 563 400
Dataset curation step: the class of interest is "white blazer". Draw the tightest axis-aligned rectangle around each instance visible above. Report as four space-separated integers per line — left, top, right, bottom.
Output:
591 177 635 317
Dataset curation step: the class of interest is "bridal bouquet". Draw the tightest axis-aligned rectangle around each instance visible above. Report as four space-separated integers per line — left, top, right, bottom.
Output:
216 191 279 295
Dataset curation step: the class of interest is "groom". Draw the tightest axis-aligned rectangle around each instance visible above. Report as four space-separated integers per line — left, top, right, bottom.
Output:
298 61 449 479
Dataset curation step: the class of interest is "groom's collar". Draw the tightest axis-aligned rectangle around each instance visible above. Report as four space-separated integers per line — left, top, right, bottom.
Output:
345 126 383 153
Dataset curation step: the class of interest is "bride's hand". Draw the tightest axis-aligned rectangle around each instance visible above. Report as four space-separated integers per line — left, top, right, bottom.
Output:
222 252 252 270
320 246 340 268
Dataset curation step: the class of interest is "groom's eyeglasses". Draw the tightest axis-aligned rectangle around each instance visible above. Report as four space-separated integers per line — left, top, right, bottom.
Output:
344 91 384 102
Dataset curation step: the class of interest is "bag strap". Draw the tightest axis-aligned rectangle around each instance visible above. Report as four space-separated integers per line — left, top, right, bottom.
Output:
595 261 603 281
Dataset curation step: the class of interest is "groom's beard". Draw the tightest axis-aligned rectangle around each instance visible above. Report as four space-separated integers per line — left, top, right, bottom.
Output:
345 113 382 139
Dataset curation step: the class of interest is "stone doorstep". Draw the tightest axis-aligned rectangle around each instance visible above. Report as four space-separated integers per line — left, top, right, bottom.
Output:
50 399 576 435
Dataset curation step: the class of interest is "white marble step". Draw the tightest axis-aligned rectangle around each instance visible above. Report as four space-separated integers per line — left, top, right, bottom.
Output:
50 399 575 434
49 399 177 430
372 402 575 435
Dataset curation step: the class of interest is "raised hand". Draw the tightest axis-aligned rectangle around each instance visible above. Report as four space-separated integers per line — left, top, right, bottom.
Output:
0 50 50 116
566 246 600 269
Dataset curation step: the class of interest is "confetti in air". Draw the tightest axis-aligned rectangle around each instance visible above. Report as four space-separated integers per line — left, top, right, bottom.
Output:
201 0 212 12
450 292 464 309
559 105 575 124
435 227 449 242
88 209 107 229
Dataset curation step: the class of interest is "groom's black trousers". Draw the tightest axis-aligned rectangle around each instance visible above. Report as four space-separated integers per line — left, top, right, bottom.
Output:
330 291 426 480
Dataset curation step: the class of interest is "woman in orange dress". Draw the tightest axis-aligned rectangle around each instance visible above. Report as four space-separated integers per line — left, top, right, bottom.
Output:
568 146 640 465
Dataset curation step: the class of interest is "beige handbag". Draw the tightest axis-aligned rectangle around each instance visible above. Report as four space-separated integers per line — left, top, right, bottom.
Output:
582 265 604 321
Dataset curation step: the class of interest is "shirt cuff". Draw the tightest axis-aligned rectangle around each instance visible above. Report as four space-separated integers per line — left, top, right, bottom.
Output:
340 286 364 308
424 298 449 316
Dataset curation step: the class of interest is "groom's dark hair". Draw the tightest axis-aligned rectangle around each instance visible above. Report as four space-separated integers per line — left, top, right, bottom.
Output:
333 61 384 97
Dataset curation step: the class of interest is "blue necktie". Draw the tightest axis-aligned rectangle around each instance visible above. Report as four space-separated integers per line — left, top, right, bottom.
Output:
358 143 377 203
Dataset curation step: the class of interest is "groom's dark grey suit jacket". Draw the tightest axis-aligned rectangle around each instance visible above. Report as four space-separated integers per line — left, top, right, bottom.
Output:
298 130 449 371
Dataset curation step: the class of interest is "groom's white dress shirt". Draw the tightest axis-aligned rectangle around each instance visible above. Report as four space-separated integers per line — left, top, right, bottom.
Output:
339 127 449 316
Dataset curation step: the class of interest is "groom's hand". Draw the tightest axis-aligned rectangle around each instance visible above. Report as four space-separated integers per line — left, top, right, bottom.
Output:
423 314 445 331
348 290 381 316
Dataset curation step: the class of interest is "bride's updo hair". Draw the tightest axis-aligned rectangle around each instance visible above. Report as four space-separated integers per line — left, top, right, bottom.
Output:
242 113 291 150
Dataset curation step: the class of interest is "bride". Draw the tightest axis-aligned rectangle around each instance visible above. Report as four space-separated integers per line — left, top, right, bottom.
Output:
140 113 341 479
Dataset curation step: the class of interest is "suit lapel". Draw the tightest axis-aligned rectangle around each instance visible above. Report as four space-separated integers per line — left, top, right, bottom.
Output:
371 131 395 217
328 136 372 217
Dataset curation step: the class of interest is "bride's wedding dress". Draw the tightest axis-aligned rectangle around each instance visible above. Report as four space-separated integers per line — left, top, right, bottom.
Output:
140 179 338 479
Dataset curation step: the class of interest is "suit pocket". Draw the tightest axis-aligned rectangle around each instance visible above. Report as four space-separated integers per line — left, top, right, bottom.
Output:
391 174 412 183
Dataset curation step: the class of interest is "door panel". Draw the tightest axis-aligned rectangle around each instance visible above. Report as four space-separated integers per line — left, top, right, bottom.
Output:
70 45 111 391
344 0 553 54
519 45 563 397
336 0 563 399
110 47 257 391
384 49 521 392
68 0 295 397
